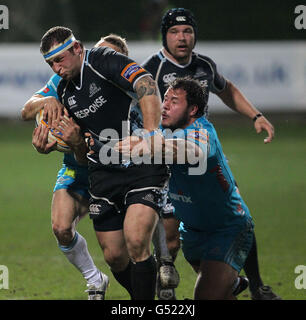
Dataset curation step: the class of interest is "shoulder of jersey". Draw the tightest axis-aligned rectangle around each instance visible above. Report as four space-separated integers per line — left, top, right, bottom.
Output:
90 46 113 55
50 73 62 84
193 52 216 64
192 116 213 130
142 53 160 69
89 46 120 62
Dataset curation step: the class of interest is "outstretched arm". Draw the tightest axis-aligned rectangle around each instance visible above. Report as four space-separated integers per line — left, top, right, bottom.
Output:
216 80 274 144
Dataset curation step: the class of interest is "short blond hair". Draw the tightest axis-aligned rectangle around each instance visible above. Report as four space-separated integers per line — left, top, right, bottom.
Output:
95 34 128 56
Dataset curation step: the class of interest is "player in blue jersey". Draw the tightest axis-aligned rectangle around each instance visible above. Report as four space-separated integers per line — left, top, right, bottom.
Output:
116 77 255 299
21 35 130 300
143 8 280 300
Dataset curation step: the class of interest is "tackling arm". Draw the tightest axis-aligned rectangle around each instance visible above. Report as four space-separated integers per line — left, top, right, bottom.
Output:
21 94 65 128
21 94 46 121
115 135 205 168
161 138 203 163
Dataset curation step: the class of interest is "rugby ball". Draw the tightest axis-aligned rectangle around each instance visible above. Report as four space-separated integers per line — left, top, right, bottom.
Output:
35 109 71 153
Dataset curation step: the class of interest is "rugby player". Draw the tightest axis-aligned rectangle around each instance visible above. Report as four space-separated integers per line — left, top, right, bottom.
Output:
142 8 280 300
116 77 255 299
21 35 129 300
38 26 169 300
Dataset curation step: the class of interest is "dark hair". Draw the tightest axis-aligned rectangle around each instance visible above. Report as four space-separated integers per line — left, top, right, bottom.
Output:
101 34 129 56
40 26 83 54
169 77 208 117
161 8 197 52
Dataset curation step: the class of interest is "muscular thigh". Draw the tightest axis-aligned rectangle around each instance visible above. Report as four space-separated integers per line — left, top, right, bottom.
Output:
96 229 126 252
124 204 159 245
51 189 89 228
95 229 129 272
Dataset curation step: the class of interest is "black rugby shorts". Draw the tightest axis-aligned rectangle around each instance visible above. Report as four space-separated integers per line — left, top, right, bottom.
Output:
88 163 170 231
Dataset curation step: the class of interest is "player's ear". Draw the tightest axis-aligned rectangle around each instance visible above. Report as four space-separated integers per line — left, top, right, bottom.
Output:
189 105 198 117
73 42 82 55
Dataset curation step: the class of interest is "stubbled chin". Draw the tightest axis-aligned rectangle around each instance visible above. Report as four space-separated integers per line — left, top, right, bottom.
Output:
173 53 189 64
161 121 168 127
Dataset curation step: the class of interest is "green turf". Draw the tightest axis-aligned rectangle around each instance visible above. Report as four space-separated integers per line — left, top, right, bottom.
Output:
0 118 305 300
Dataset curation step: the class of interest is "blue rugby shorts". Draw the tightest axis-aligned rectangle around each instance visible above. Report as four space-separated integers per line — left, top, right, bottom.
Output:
180 217 254 273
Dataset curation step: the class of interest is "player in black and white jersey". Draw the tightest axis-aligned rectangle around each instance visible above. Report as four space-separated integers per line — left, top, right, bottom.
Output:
143 8 280 300
39 26 169 300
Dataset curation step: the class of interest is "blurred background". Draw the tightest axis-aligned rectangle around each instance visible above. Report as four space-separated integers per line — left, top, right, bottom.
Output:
0 0 305 300
0 0 305 116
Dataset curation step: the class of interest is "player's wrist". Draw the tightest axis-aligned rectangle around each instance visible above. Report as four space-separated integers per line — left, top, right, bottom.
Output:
142 128 163 139
252 113 263 122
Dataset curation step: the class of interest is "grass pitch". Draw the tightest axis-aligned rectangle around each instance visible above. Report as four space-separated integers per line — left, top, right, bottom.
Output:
0 115 305 300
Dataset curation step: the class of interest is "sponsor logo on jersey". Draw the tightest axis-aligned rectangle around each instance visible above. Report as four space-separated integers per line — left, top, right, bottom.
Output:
169 192 193 204
89 204 101 214
121 62 146 83
236 202 246 216
74 95 107 119
89 82 101 98
142 193 155 203
43 86 50 94
200 79 208 88
68 95 77 108
194 71 207 78
163 72 177 84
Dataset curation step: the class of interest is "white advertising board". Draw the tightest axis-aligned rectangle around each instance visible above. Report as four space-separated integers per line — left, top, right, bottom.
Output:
0 41 305 117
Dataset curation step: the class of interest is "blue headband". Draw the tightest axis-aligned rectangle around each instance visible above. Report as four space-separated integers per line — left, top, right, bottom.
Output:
43 35 76 60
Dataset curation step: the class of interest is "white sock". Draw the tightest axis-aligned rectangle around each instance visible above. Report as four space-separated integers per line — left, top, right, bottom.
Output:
58 232 101 286
153 219 172 262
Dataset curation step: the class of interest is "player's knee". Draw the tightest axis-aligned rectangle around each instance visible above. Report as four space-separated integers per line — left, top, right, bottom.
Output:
126 237 150 262
103 248 127 271
52 223 74 245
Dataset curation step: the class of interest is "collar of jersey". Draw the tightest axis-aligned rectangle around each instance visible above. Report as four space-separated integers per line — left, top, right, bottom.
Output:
71 49 87 90
160 49 193 68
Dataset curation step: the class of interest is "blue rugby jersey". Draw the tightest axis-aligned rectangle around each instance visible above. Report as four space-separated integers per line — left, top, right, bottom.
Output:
163 116 252 232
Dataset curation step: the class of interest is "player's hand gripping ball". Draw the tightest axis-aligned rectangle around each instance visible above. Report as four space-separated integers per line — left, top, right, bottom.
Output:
35 109 71 153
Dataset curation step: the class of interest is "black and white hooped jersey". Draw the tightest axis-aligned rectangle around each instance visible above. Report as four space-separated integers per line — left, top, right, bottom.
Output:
57 47 149 140
142 50 227 100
